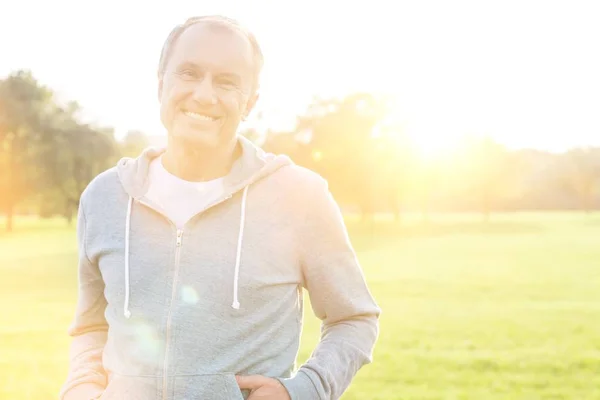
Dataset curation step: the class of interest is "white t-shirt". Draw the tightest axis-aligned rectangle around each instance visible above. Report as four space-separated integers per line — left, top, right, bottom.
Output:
144 155 225 229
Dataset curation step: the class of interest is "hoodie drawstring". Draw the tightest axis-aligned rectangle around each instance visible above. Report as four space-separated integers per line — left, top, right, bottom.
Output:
232 185 249 310
124 196 133 319
122 186 249 318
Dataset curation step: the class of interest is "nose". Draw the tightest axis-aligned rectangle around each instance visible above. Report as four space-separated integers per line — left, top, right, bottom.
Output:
192 75 216 105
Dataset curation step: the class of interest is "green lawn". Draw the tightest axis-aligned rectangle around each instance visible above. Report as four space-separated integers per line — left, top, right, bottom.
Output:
1 212 599 399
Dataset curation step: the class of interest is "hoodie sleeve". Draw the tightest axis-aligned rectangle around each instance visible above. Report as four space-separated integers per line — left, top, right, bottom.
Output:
59 198 109 400
278 177 381 400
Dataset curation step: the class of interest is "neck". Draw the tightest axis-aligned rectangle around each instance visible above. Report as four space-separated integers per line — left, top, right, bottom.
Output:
162 136 240 182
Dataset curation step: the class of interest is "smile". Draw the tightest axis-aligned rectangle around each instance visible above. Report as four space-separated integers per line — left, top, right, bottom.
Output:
183 110 219 122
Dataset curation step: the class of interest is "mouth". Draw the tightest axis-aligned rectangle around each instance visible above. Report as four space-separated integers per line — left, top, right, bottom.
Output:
183 110 221 123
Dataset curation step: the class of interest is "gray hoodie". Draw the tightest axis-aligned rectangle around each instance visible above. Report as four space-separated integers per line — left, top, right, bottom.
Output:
59 135 381 400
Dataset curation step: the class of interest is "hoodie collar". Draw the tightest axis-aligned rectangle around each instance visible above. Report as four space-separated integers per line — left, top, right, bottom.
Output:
116 135 291 200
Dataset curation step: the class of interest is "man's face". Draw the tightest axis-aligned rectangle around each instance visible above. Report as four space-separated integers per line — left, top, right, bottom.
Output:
158 23 258 148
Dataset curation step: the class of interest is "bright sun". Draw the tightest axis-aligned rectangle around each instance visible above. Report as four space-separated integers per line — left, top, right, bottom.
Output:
380 102 462 160
407 123 462 160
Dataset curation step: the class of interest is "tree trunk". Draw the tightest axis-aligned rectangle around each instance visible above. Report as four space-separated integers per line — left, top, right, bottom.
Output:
483 209 490 223
580 188 592 213
482 190 491 223
66 209 74 225
64 198 76 225
420 192 430 224
6 204 13 232
393 205 401 224
4 133 18 232
390 190 402 224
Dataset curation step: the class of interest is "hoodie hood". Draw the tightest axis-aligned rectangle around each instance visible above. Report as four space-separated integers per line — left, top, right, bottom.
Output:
116 135 292 201
113 135 292 318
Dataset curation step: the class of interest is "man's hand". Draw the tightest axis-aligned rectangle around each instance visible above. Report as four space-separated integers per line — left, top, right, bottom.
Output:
235 375 291 400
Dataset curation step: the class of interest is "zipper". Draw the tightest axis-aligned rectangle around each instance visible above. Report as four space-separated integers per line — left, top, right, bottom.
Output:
162 228 184 400
137 198 183 400
135 195 238 399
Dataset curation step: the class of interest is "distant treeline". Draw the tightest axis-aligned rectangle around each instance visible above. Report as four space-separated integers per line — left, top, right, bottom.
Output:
1 70 599 232
259 94 600 222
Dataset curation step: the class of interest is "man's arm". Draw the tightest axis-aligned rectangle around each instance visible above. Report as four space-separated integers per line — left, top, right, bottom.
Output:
59 198 109 400
278 177 381 400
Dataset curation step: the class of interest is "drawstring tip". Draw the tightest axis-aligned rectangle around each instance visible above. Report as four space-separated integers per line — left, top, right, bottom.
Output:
124 309 131 319
231 301 240 310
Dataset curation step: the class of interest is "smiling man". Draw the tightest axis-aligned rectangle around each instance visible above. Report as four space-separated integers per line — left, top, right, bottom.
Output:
59 15 380 400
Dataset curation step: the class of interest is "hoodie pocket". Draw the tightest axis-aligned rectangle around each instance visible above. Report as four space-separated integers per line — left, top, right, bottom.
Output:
99 374 160 399
173 373 246 400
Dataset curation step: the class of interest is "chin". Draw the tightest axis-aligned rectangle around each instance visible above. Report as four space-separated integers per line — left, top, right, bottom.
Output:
171 129 227 149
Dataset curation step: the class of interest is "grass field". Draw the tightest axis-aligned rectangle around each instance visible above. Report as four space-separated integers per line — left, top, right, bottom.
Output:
1 212 599 399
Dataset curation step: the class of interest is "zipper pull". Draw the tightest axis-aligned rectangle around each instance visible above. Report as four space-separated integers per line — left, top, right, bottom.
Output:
176 229 183 247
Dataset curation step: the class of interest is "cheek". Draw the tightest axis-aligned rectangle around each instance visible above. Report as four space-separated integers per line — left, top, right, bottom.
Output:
161 86 186 118
160 97 182 132
222 92 248 117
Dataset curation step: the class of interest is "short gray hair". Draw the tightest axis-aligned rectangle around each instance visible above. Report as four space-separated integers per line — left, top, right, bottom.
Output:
158 15 264 91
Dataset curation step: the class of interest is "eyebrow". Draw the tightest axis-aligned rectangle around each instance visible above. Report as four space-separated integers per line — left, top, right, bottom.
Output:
177 62 242 81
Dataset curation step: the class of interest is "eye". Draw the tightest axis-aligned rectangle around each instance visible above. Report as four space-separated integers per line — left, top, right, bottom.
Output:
177 69 198 79
216 78 238 88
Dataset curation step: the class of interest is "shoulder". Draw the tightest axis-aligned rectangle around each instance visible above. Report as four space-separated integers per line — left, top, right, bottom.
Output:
271 163 329 196
79 166 124 211
259 162 335 217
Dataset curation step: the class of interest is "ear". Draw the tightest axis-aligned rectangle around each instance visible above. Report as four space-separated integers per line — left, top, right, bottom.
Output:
244 91 260 119
157 73 164 102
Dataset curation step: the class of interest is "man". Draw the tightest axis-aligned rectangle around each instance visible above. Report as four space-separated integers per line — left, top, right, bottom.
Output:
60 15 380 400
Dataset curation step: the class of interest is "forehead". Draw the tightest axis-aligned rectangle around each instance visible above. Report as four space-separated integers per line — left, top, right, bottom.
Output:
168 22 254 76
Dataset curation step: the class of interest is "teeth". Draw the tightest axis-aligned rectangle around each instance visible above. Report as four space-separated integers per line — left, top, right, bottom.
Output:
184 111 216 121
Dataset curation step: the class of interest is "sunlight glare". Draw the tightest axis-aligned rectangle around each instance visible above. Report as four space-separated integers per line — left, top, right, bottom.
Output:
407 122 462 160
384 98 462 160
181 285 199 305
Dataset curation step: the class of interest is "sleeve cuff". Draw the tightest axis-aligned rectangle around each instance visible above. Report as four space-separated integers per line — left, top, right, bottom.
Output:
277 369 321 400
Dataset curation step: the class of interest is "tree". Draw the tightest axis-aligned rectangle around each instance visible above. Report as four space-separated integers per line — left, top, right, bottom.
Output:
556 147 600 213
120 129 150 158
294 93 389 218
37 102 118 224
452 136 520 221
0 70 54 232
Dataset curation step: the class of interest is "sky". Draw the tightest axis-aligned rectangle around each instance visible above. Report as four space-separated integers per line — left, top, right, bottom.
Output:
1 0 599 152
